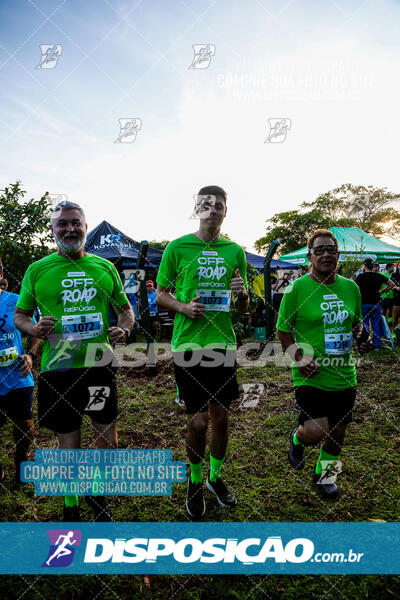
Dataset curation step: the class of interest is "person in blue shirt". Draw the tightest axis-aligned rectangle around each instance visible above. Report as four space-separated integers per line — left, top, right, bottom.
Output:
146 280 159 336
0 261 40 483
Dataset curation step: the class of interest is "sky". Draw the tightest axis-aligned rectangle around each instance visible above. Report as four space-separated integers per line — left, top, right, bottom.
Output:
1 0 400 252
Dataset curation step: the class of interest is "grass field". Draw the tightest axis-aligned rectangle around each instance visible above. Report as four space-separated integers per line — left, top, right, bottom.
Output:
0 345 399 599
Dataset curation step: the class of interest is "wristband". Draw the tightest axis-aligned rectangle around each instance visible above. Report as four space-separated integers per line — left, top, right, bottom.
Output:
28 351 37 359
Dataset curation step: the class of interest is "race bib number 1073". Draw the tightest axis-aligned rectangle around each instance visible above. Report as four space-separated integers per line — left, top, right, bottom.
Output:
196 289 231 312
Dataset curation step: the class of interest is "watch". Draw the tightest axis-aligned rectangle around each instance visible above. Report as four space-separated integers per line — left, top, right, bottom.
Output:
121 328 130 341
28 351 37 359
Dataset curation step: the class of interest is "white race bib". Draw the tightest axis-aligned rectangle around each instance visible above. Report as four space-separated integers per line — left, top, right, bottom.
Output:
62 313 103 340
324 333 352 355
196 289 231 312
0 346 18 367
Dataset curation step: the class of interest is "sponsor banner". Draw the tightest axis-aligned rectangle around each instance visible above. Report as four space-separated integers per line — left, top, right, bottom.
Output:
0 523 398 574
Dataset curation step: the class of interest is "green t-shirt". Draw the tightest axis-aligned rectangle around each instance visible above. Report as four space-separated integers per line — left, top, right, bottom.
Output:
156 234 248 352
16 253 128 372
380 272 393 299
276 274 362 391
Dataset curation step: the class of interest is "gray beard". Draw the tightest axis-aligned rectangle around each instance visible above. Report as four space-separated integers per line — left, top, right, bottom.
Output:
54 233 86 254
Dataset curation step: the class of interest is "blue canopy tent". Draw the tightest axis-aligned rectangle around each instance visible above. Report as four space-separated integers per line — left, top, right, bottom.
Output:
245 251 298 271
85 221 163 267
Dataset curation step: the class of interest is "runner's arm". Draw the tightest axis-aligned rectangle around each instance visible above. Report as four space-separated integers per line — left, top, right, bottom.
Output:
108 302 135 344
277 330 319 377
14 307 36 335
276 330 303 362
156 285 205 319
114 301 135 330
231 267 249 314
14 307 56 338
380 279 400 294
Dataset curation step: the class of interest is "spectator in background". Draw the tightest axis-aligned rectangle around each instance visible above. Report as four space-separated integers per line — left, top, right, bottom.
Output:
273 271 292 325
355 259 398 349
146 280 159 336
125 291 139 342
372 263 380 273
380 263 395 326
391 265 400 331
0 277 8 291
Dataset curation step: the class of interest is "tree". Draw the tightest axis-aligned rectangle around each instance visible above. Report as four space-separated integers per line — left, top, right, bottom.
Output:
0 182 54 292
255 184 400 255
149 240 170 251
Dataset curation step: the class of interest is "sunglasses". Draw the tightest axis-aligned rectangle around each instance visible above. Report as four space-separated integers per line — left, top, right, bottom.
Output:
310 245 338 256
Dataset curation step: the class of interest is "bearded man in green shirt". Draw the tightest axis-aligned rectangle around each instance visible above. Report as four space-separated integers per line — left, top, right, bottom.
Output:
14 201 134 522
277 229 370 498
156 186 249 518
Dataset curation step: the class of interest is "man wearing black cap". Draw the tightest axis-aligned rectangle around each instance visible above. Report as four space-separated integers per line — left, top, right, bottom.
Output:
355 259 399 349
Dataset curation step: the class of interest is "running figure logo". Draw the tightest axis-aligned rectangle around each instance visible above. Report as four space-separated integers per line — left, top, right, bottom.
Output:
85 386 110 411
49 193 68 209
114 118 142 143
36 45 63 69
241 384 264 408
316 460 343 485
42 529 82 567
265 118 292 143
189 44 216 69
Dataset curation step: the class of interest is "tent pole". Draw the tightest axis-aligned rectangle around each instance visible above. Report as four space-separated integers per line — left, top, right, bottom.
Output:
263 240 280 341
136 241 156 367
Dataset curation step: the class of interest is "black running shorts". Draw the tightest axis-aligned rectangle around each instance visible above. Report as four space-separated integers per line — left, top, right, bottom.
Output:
0 386 33 427
294 385 356 426
38 367 118 433
173 349 239 414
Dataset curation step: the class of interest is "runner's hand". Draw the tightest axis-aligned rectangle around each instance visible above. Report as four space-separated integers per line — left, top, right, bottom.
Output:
182 296 206 319
295 351 320 378
355 325 371 355
358 341 370 355
31 316 57 339
107 327 126 345
18 353 33 377
231 268 247 298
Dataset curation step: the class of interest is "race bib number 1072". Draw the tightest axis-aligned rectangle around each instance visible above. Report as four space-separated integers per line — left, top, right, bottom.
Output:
62 313 103 340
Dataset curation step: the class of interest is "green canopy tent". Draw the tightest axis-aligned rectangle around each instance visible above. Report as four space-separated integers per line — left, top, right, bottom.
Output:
279 227 400 265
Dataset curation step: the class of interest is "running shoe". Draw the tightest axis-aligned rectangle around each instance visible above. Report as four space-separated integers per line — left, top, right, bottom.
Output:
186 478 206 518
62 504 81 522
313 472 339 498
206 477 237 508
86 496 114 522
288 428 305 470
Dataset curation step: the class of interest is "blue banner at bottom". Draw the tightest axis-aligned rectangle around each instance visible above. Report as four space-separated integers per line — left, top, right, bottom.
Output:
0 522 398 574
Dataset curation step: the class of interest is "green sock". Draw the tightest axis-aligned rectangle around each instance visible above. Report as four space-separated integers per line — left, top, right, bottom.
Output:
209 455 224 483
315 448 339 475
64 495 78 507
293 430 304 446
189 460 203 484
